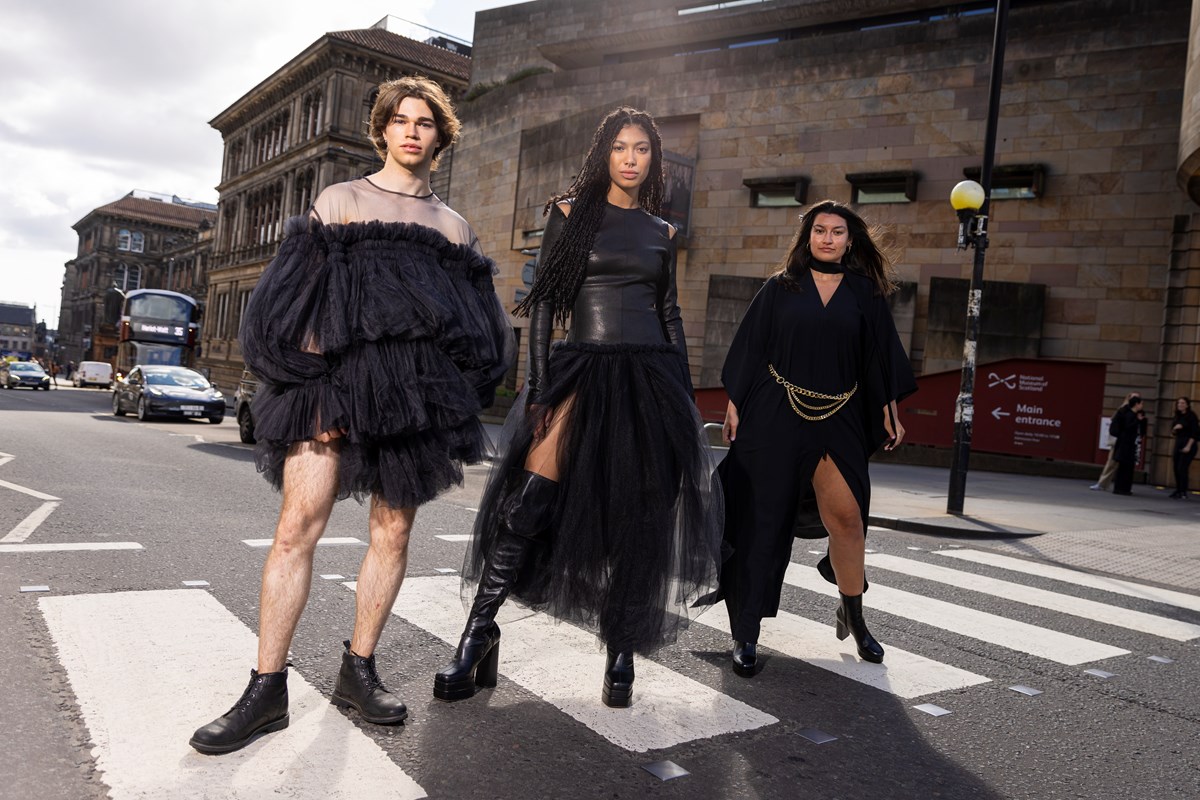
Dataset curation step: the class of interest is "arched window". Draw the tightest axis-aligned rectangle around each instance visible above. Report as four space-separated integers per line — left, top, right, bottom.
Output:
130 231 144 253
115 263 142 292
117 229 131 251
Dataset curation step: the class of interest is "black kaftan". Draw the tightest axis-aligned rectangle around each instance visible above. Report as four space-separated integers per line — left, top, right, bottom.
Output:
716 270 916 642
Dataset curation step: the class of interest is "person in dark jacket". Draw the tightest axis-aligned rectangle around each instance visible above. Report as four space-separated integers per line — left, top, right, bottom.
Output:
1110 394 1146 496
436 107 722 708
190 77 513 755
1170 396 1198 499
713 200 917 676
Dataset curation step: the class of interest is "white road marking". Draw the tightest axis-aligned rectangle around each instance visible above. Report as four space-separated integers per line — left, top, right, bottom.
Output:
0 451 14 468
0 478 59 501
867 553 1200 642
937 549 1200 614
352 576 777 752
434 534 471 542
20 585 50 592
38 590 426 799
0 541 142 553
699 601 990 698
2 501 62 543
785 563 1128 665
182 581 210 587
242 537 364 547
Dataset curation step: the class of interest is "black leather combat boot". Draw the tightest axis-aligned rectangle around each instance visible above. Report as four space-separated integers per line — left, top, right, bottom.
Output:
189 668 289 755
331 640 408 724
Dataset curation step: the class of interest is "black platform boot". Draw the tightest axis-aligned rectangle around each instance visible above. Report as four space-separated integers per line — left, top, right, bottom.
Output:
331 640 408 724
835 592 885 663
189 668 289 755
434 471 558 702
732 641 758 678
601 649 635 708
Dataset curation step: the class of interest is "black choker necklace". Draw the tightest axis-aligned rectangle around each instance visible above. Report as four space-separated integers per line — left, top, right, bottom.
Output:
810 262 844 275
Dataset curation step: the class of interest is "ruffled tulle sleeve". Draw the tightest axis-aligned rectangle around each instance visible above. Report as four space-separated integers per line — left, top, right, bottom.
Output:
239 215 343 386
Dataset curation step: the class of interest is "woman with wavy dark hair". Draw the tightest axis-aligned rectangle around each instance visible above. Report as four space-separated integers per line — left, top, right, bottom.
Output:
434 107 721 707
713 200 916 676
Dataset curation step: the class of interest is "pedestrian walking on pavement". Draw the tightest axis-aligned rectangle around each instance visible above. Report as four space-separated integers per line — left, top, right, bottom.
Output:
1090 392 1141 491
1110 394 1146 496
436 107 722 708
710 200 917 676
190 77 514 755
48 361 59 389
1169 396 1198 499
66 360 75 381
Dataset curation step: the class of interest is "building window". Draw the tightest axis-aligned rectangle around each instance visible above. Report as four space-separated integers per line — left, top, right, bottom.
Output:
845 171 919 204
300 90 323 141
962 164 1046 200
116 263 142 292
744 176 809 208
130 231 144 253
117 229 131 251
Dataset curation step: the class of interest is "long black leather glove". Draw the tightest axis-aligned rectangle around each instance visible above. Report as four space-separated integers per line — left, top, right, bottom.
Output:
526 204 567 404
659 233 694 395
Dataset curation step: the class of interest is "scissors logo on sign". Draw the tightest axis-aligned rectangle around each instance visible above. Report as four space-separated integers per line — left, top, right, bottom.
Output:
988 372 1016 390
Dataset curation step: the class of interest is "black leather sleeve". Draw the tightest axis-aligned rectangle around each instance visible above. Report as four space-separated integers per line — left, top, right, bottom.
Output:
659 232 693 394
526 205 567 403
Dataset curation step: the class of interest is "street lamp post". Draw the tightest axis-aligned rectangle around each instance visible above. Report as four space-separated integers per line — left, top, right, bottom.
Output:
946 0 1010 515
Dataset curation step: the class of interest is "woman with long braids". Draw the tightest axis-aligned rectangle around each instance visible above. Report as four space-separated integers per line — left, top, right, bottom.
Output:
715 200 916 676
434 107 722 707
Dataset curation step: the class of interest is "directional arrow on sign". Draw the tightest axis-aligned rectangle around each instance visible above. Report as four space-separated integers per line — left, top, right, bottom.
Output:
991 406 1011 420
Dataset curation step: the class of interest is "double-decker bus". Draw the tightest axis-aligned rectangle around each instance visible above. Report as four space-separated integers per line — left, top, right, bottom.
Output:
116 289 200 375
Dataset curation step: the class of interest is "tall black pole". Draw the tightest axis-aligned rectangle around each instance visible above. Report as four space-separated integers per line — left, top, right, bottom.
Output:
946 0 1010 515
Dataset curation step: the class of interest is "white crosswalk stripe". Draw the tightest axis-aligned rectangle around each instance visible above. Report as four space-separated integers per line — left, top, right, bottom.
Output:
697 601 991 697
784 562 1130 664
866 553 1200 641
936 549 1200 614
38 590 426 800
354 576 778 752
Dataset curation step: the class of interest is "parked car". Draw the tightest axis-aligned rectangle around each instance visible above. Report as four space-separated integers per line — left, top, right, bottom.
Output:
112 365 225 423
74 360 113 389
234 370 259 444
1 361 51 390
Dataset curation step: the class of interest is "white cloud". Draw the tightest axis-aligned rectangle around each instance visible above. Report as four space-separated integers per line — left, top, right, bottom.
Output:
0 0 506 327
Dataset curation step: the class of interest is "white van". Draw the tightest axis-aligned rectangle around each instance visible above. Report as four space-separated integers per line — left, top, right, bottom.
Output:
74 361 113 389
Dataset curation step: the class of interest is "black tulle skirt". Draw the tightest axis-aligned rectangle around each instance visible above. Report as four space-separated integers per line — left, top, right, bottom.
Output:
463 342 723 654
241 217 514 510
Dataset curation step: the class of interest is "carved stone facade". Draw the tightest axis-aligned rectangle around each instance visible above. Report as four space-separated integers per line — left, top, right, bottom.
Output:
199 26 470 392
58 192 216 367
453 0 1199 482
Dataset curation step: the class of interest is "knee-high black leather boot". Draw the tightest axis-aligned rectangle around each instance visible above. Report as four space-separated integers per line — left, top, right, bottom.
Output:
434 471 558 701
835 592 884 663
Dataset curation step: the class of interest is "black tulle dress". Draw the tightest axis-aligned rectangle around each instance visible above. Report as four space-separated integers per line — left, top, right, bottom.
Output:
239 179 514 509
463 202 723 654
716 271 916 642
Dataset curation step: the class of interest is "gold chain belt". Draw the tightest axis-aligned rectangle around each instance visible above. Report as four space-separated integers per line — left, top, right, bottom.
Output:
768 363 857 421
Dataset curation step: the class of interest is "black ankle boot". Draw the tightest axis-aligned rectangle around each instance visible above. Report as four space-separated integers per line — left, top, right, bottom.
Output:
835 592 884 663
434 471 557 702
601 650 635 708
732 641 758 677
189 668 289 754
331 640 408 724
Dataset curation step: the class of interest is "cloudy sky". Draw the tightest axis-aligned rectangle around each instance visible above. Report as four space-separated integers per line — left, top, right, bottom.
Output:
0 0 510 329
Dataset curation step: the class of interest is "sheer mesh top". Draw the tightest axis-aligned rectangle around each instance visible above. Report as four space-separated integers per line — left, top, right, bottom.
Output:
310 177 480 253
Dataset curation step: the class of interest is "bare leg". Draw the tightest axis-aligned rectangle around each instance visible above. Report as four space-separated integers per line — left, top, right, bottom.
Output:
257 440 341 673
524 396 574 479
349 497 416 657
812 455 866 595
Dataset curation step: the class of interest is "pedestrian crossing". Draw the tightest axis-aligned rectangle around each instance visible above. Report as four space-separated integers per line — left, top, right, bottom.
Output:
38 589 427 800
23 542 1200 797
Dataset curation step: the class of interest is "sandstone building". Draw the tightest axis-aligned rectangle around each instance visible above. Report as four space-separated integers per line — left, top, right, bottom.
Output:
58 191 216 366
452 0 1199 484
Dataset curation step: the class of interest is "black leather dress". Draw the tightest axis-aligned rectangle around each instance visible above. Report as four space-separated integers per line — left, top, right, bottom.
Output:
462 200 720 654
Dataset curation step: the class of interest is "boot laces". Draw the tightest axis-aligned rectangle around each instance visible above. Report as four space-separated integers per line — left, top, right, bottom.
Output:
230 674 263 713
358 656 387 694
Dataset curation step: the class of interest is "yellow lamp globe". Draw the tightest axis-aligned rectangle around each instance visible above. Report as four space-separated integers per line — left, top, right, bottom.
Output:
950 180 986 212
